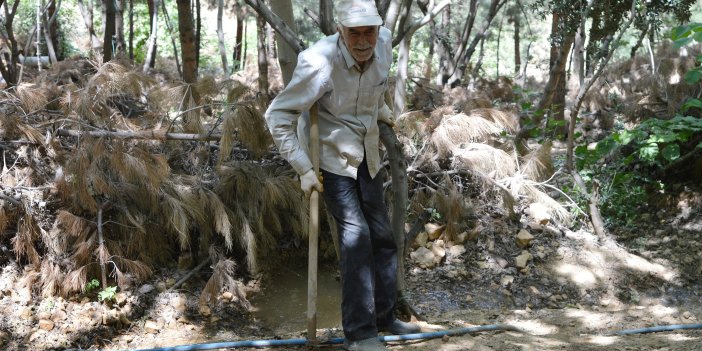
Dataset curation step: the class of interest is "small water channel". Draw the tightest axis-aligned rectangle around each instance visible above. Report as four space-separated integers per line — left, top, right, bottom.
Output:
251 261 342 334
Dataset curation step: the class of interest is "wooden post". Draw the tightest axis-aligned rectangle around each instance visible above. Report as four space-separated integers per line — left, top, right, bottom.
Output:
307 104 320 342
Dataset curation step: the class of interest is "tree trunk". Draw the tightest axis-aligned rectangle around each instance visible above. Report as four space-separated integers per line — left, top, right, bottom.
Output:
270 0 298 86
217 0 228 73
256 15 269 102
435 5 452 86
129 0 134 59
102 0 116 62
143 0 159 72
319 0 335 36
233 3 244 71
42 0 60 64
539 12 574 138
114 0 125 55
0 0 21 86
177 0 198 84
512 15 520 75
384 0 402 35
244 0 305 54
161 0 182 77
195 0 202 72
76 0 102 55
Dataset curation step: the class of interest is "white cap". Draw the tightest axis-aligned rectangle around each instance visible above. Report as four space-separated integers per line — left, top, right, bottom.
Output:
336 0 383 27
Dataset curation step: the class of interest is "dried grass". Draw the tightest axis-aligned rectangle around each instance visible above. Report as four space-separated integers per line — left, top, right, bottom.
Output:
431 113 504 157
520 140 554 182
234 103 271 157
451 143 517 180
199 258 252 310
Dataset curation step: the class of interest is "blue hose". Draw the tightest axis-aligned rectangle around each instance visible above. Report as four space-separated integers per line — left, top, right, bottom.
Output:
605 323 702 336
125 324 523 351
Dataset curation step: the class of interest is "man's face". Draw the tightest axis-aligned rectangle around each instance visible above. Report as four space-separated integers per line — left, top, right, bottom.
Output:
339 25 379 64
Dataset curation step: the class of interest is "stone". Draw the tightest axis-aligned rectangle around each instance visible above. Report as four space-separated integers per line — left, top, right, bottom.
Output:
501 275 515 287
425 223 444 240
431 240 446 264
515 251 532 270
114 292 128 306
526 203 551 225
51 309 67 322
455 231 468 244
172 295 187 314
449 244 466 257
466 224 482 242
138 284 155 294
198 305 211 316
222 291 234 301
516 230 534 248
144 320 160 333
414 231 428 248
38 319 55 331
410 247 437 268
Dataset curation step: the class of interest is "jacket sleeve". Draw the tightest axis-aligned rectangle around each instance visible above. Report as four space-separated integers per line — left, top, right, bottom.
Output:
264 52 331 176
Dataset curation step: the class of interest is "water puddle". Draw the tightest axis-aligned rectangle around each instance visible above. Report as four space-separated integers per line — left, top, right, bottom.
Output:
251 261 342 334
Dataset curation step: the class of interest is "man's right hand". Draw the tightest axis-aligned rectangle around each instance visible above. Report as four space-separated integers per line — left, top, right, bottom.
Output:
300 169 324 195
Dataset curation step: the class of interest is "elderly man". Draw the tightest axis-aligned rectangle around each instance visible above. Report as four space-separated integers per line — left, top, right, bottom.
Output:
264 1 420 350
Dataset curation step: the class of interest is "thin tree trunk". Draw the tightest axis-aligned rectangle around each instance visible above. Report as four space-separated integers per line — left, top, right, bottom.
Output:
161 0 182 77
512 15 520 74
76 0 102 54
270 0 297 86
244 0 305 53
256 15 269 102
177 0 198 84
143 0 159 72
36 0 42 71
217 0 228 73
102 0 116 62
42 0 61 64
496 17 502 78
319 0 335 36
232 4 244 71
114 0 125 55
0 0 21 86
129 0 134 59
384 0 402 35
195 0 201 71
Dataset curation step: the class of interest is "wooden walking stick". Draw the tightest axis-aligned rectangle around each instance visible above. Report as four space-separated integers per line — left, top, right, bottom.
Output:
307 103 320 342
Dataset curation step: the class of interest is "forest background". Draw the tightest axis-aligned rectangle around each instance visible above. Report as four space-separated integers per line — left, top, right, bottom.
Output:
1 0 702 350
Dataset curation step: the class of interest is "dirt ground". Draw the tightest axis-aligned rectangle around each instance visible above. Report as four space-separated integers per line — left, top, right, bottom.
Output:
1 179 701 351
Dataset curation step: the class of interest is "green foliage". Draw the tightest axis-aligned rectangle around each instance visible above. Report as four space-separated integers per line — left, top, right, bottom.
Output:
85 278 100 293
98 286 118 302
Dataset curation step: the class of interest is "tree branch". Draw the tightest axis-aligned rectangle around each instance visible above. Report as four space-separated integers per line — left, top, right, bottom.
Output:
243 0 306 54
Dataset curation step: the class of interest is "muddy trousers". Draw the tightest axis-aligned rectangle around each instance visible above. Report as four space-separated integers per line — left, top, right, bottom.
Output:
321 159 398 342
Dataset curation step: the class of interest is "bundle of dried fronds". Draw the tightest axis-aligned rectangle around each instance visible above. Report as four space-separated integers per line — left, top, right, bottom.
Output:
215 162 303 273
395 110 427 140
497 172 572 226
15 83 49 113
469 108 519 134
13 211 42 268
451 143 517 180
233 102 272 158
73 60 157 128
40 260 64 297
217 108 237 166
519 140 554 182
431 177 474 241
431 113 504 157
199 257 252 310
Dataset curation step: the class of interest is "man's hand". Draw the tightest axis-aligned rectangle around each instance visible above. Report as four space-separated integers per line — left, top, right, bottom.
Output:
300 169 324 195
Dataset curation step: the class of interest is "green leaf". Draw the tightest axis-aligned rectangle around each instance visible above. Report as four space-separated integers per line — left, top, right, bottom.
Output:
639 143 659 162
674 37 694 48
681 99 702 113
684 69 702 85
661 144 680 162
596 137 618 156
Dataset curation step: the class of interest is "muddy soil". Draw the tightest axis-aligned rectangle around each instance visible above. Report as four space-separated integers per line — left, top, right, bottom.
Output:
1 185 701 351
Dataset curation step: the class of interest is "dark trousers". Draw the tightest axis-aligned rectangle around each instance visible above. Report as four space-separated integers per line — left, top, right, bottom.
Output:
321 160 398 342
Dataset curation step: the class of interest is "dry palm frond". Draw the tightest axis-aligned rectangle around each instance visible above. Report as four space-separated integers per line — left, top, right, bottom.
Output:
395 110 427 139
16 122 45 145
63 265 88 293
202 189 233 249
199 259 252 310
226 82 251 103
451 143 517 180
235 103 271 157
238 207 258 273
431 113 503 157
0 206 11 234
148 83 187 114
522 183 572 225
432 177 470 241
217 108 237 166
40 260 64 297
114 257 152 288
16 83 49 112
195 75 218 98
520 140 554 182
0 113 20 139
70 234 96 267
160 184 193 249
182 87 204 133
13 213 42 268
469 108 519 133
